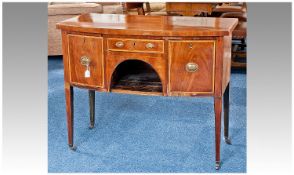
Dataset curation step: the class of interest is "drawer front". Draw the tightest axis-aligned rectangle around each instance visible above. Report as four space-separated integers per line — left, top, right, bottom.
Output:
169 40 215 94
68 34 103 87
107 38 164 53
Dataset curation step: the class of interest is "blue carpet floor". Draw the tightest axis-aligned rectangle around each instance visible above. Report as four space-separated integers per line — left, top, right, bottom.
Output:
48 57 246 173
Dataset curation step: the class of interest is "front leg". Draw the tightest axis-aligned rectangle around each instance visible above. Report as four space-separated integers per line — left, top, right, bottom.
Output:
214 97 222 170
65 84 76 150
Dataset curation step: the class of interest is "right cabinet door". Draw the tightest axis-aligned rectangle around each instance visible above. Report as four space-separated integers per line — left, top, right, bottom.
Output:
169 40 215 95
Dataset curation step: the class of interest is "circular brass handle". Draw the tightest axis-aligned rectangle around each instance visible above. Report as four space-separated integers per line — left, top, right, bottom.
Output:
146 43 155 49
80 56 91 66
115 41 124 48
186 62 199 72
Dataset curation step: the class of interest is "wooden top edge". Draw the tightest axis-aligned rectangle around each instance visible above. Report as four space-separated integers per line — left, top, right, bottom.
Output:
57 13 238 37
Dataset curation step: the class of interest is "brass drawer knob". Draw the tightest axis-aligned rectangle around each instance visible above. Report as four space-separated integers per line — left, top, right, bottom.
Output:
146 42 155 49
115 41 124 48
80 56 91 66
186 62 199 72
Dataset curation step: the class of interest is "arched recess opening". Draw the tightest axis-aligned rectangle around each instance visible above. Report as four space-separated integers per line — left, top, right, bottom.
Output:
110 60 163 93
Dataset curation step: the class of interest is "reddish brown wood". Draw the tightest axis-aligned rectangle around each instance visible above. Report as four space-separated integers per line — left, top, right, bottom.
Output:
107 38 164 53
123 2 145 15
61 31 70 83
65 85 74 148
169 40 215 95
214 97 222 170
68 34 104 88
214 37 224 98
222 35 232 94
105 51 167 96
56 13 238 37
58 13 238 169
166 2 218 16
61 31 74 149
166 2 192 15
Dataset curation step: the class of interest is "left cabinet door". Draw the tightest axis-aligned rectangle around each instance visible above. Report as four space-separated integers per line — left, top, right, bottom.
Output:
68 34 104 88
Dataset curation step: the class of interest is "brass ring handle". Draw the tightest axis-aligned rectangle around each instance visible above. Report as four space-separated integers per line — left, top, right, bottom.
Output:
115 41 124 48
188 43 193 49
186 62 199 72
80 56 91 66
145 43 155 49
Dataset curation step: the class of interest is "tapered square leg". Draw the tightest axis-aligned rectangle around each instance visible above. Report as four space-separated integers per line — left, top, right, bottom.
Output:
89 90 95 129
65 85 76 150
224 83 231 144
214 97 222 170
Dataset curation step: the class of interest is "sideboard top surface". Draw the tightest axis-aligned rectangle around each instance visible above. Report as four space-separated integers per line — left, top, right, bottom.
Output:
57 13 238 37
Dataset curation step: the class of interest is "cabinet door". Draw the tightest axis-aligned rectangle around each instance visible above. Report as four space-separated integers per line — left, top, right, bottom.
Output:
169 40 215 94
68 35 103 88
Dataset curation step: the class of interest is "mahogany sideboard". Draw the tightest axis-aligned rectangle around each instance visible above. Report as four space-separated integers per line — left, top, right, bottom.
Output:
57 13 238 170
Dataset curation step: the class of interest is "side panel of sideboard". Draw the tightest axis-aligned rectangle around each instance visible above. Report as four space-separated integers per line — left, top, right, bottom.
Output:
222 35 232 94
214 37 225 98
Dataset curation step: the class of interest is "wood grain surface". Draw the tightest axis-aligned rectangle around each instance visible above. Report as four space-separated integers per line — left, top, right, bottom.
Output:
169 40 215 95
68 34 104 88
107 38 164 53
57 13 238 37
58 13 238 169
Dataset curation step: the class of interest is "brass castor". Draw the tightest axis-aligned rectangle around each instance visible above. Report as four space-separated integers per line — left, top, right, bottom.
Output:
89 124 95 129
215 161 221 170
69 144 77 151
225 137 232 145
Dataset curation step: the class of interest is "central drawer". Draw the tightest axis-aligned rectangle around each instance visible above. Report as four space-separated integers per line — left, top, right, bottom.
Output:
107 38 164 53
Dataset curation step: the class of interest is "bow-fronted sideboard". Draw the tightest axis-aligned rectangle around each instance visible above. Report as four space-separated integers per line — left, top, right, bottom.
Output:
57 13 238 170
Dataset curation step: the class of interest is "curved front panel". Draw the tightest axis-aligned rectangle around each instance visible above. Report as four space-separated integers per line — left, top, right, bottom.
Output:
68 34 104 88
169 40 215 95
